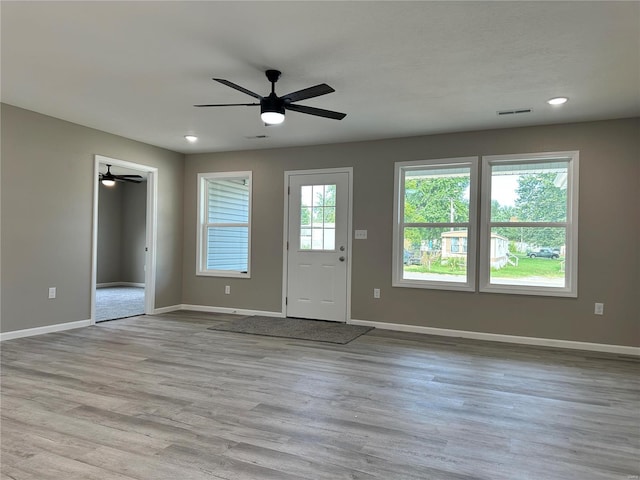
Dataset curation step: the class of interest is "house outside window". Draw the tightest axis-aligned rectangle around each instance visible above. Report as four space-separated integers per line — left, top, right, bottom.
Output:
196 171 252 277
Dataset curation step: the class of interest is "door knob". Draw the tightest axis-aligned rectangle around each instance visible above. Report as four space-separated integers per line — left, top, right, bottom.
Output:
339 256 345 262
339 246 345 251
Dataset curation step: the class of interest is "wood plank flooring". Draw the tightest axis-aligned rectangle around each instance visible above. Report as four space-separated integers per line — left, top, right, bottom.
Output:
1 311 639 479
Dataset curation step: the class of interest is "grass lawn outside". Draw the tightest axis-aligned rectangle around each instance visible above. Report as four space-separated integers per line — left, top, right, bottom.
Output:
404 255 565 279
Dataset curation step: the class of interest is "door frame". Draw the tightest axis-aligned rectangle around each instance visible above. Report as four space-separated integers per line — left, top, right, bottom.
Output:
282 167 353 322
91 154 158 324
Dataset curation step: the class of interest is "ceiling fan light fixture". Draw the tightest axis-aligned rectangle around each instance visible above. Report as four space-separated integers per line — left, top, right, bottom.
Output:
184 135 198 143
261 111 285 125
101 178 116 187
260 93 285 125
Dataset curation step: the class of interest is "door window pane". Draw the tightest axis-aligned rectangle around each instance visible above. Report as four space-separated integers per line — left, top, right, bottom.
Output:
300 183 337 250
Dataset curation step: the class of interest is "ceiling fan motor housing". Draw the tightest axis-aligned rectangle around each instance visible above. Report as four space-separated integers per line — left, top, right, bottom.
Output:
261 93 285 115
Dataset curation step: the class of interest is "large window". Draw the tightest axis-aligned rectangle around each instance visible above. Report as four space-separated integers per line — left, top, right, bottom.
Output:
197 171 252 277
393 151 578 297
480 152 579 297
393 157 478 291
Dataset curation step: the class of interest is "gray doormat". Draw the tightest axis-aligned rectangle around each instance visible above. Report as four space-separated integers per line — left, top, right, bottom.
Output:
207 316 373 344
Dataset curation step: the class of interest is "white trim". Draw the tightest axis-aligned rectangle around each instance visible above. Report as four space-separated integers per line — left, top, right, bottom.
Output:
180 304 283 318
0 319 92 342
146 167 159 315
196 171 252 278
2 309 635 356
348 319 639 357
479 151 579 297
97 282 145 288
92 155 158 325
152 304 183 314
282 167 353 322
392 157 479 292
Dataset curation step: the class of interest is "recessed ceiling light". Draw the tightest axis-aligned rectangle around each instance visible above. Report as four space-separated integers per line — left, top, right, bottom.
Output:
547 97 568 105
184 135 198 143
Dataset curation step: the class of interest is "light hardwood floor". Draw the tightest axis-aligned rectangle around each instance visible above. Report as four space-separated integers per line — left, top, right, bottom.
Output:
1 311 639 479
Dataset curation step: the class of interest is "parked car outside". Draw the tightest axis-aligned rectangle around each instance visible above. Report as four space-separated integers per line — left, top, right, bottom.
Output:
404 250 421 265
526 248 560 259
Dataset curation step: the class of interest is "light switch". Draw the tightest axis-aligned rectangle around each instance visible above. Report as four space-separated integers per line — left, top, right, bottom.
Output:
355 230 367 240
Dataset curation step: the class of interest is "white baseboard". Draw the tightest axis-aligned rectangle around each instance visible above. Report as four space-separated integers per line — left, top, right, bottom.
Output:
3 308 634 357
97 282 145 288
152 304 183 314
180 304 283 318
348 319 640 357
0 319 92 342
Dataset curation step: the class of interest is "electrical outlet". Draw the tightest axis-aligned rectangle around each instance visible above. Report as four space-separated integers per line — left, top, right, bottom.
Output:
594 303 604 315
373 288 380 299
225 285 231 295
48 287 56 299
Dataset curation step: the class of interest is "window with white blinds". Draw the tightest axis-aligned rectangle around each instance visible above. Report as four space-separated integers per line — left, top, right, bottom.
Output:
197 171 252 277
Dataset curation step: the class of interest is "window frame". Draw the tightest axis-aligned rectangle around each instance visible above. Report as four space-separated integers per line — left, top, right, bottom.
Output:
392 157 479 292
196 171 252 278
479 151 579 297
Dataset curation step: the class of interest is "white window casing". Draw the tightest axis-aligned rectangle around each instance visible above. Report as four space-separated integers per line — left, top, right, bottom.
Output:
392 157 479 292
392 152 578 298
196 171 252 278
479 151 579 297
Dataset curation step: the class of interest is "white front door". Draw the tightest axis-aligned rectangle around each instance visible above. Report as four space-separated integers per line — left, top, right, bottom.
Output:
286 170 350 322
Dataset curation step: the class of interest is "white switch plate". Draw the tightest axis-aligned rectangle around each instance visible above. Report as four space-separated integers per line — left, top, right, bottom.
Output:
373 288 380 299
594 302 604 315
225 285 231 295
48 287 56 299
355 230 367 240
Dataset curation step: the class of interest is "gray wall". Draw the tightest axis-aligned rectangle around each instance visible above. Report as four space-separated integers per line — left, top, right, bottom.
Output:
97 183 123 283
121 181 147 284
1 104 184 333
2 102 637 348
97 181 147 284
183 118 639 347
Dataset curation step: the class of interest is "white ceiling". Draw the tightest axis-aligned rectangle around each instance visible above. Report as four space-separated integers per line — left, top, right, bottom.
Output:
2 1 638 154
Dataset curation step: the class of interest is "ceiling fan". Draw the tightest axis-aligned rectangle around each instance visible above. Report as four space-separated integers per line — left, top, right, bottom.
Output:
99 164 143 186
194 69 346 125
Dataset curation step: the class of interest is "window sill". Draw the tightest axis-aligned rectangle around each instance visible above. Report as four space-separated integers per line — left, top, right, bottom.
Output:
196 271 250 279
392 279 475 292
479 283 577 298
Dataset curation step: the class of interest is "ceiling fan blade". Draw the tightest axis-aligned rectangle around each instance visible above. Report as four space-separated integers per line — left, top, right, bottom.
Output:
115 177 143 183
194 103 260 107
115 175 143 179
286 103 346 120
282 83 335 103
213 79 262 100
